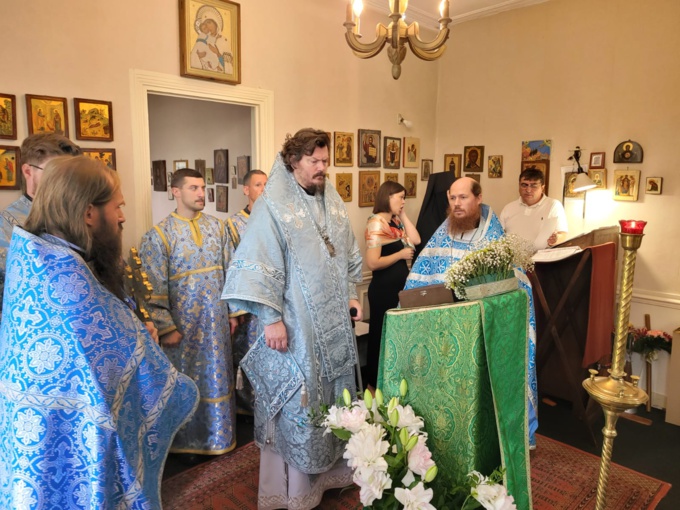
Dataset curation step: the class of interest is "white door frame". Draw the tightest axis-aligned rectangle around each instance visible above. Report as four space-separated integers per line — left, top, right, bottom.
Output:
129 69 275 240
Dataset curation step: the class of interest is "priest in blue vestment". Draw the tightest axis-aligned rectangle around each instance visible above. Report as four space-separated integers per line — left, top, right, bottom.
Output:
0 156 198 509
0 133 81 320
226 169 268 415
223 129 363 509
404 177 539 448
140 168 235 457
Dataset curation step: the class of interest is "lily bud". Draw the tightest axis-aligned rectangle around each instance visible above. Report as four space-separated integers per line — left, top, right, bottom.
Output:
424 465 438 483
400 379 408 397
363 389 373 409
388 396 399 414
399 427 409 446
405 435 419 451
343 388 352 407
375 388 384 407
390 408 399 427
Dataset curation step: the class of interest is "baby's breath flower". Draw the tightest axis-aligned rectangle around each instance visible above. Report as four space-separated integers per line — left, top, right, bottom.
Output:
445 234 534 300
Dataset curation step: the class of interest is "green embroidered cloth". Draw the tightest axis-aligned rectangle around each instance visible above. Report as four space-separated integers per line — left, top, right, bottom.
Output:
378 289 531 510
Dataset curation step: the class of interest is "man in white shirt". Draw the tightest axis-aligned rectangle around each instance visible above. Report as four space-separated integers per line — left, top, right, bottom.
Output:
500 168 568 251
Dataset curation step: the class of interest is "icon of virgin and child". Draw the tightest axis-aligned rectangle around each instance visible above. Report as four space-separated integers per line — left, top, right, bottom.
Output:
190 5 234 74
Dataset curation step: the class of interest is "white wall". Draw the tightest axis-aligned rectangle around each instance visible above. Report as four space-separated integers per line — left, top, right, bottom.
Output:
148 95 252 223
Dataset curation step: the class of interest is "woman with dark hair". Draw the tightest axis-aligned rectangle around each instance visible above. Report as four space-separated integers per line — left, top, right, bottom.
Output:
364 181 420 388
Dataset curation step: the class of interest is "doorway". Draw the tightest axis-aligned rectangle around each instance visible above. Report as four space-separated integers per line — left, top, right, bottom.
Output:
129 69 274 242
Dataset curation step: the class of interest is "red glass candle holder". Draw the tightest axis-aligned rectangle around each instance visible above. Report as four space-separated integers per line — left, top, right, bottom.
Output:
619 220 647 235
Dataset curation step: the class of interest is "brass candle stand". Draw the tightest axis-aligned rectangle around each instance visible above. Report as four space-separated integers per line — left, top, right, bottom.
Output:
582 228 649 510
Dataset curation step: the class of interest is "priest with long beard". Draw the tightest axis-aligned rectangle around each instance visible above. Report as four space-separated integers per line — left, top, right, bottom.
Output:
403 176 539 449
0 156 198 508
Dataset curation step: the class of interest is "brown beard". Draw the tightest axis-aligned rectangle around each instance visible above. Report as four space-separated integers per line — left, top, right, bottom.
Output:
447 208 481 236
90 221 125 301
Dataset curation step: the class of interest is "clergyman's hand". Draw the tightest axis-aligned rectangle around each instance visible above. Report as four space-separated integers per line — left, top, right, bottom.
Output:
160 330 183 348
349 299 363 322
229 317 239 335
265 321 288 352
144 321 159 344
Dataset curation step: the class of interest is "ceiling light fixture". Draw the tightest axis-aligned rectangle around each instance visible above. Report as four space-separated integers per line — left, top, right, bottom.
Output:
344 0 452 80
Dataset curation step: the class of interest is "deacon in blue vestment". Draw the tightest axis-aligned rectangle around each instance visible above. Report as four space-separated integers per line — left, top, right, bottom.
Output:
225 169 268 415
0 133 80 320
140 168 235 456
0 156 198 509
404 177 539 448
223 129 363 510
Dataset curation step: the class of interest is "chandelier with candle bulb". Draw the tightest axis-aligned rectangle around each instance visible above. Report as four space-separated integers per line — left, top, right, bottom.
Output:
344 0 452 79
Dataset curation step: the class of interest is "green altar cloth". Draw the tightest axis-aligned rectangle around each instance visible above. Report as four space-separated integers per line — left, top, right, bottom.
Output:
378 289 531 510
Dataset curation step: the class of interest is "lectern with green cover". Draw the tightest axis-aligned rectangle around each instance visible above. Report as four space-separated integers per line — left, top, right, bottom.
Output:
378 289 531 510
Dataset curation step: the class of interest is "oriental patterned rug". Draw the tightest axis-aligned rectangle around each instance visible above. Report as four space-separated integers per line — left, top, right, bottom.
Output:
161 435 671 509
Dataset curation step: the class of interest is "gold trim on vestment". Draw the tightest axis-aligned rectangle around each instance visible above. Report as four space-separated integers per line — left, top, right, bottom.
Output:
171 211 204 246
168 265 223 282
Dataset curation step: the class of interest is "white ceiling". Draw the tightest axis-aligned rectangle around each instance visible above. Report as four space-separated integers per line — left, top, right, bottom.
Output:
362 0 551 29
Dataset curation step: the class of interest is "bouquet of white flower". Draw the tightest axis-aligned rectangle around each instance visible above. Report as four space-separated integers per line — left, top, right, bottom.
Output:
321 380 517 510
444 234 534 301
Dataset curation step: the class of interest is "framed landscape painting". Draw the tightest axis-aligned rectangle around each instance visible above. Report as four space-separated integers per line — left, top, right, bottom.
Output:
74 98 113 141
0 145 21 189
358 170 380 207
83 148 116 170
179 0 241 85
26 94 68 137
0 93 17 140
521 139 552 161
334 132 354 167
336 173 352 202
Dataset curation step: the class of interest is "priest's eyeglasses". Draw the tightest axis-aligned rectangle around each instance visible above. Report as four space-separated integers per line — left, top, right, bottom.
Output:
520 182 542 189
28 164 44 170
